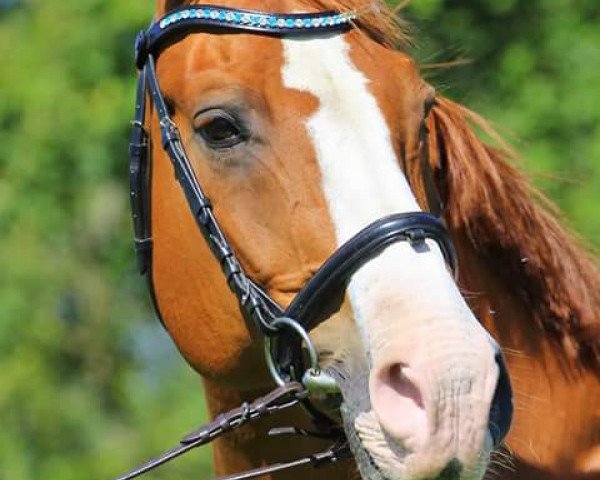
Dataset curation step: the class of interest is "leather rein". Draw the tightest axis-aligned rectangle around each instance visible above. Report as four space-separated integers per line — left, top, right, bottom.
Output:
119 4 457 479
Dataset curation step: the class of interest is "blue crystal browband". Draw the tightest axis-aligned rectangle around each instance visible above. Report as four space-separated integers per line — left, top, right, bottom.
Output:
159 7 357 30
136 4 358 68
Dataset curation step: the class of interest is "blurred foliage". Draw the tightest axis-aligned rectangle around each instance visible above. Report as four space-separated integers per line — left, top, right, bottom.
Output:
403 0 600 245
0 0 597 479
0 1 211 479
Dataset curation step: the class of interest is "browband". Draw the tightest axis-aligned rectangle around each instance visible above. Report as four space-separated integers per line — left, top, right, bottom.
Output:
135 4 357 69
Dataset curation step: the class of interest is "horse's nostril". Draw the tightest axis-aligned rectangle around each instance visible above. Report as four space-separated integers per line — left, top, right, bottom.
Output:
386 363 424 409
370 362 428 448
488 351 514 446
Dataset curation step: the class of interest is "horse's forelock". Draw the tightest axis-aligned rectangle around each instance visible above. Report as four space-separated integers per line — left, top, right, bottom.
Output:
426 96 600 367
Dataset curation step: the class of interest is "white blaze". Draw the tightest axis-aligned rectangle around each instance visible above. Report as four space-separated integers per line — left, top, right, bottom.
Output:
281 36 499 478
282 36 420 241
281 36 465 346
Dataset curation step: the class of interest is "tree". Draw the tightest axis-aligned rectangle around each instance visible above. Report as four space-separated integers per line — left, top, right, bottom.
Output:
404 0 600 247
0 1 211 478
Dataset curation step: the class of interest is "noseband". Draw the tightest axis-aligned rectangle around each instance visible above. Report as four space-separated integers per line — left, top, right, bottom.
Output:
121 4 457 479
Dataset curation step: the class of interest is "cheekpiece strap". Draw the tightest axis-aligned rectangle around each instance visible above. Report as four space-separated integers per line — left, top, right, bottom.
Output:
139 55 284 334
135 4 357 69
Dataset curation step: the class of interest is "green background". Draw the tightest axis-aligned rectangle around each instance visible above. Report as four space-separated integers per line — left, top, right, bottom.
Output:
1 1 598 478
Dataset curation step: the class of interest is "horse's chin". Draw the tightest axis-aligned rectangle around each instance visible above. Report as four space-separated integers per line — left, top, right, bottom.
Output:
341 403 387 480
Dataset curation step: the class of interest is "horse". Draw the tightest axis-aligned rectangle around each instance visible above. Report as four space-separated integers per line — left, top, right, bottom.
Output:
126 0 600 479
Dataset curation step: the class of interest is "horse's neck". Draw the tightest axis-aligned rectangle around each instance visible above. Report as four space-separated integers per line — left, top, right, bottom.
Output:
455 234 600 477
202 379 355 479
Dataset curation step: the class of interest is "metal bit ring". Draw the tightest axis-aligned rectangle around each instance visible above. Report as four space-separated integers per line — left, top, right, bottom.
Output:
264 317 340 395
265 317 320 387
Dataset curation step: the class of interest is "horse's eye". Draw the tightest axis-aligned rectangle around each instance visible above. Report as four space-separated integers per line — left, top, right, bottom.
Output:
195 110 246 149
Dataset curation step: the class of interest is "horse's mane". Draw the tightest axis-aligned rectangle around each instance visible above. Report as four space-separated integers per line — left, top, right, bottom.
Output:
426 97 600 368
295 0 409 47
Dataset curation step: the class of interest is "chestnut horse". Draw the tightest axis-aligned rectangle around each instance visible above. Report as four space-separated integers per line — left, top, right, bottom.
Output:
135 0 600 479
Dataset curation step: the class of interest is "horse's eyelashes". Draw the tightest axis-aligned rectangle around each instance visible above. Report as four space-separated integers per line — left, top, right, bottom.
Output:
203 117 241 141
194 109 248 150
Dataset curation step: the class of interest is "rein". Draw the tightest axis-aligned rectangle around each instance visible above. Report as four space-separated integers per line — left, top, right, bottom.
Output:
120 4 458 479
115 382 351 480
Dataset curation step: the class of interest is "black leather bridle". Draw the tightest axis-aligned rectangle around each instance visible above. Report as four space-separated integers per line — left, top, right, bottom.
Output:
118 4 469 480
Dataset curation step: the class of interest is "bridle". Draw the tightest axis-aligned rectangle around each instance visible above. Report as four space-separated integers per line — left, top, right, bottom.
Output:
119 4 459 479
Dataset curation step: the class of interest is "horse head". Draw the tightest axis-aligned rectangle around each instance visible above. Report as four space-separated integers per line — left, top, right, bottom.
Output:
135 0 514 478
